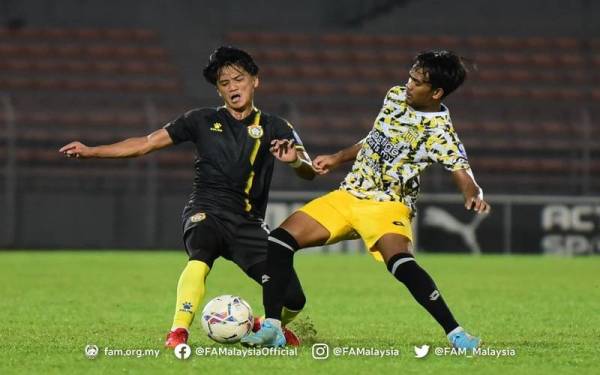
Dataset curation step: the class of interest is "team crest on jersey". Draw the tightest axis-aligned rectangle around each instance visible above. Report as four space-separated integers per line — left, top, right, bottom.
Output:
247 124 263 139
190 212 206 223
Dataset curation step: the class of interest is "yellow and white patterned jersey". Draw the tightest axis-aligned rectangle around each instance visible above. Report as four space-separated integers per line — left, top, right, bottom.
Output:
340 86 470 213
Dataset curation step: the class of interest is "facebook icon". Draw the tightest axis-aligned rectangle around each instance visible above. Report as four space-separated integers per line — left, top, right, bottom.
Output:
174 343 191 360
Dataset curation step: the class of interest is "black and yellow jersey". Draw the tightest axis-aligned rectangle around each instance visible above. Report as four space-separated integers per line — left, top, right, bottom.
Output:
165 107 304 219
340 86 470 213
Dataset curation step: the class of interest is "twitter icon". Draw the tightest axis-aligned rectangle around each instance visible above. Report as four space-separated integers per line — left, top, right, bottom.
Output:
414 345 430 358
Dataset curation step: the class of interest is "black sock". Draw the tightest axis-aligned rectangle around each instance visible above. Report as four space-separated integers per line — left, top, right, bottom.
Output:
263 227 299 320
387 253 459 334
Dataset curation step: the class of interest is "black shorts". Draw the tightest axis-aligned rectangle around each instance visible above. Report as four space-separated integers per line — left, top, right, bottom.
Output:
182 209 269 271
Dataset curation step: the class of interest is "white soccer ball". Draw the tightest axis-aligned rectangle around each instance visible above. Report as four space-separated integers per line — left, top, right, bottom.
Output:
200 295 254 343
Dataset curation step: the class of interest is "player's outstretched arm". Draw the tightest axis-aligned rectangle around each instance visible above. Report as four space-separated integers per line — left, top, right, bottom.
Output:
451 168 491 214
269 139 316 180
313 142 362 175
59 128 174 159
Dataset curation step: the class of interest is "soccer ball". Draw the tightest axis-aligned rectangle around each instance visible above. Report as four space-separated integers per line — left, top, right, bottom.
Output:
200 295 254 343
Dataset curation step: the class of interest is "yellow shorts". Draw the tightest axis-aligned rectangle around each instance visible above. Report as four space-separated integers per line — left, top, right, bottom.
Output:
298 189 413 261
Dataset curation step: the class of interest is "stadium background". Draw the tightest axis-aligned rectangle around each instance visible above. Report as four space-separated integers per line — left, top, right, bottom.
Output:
1 0 599 254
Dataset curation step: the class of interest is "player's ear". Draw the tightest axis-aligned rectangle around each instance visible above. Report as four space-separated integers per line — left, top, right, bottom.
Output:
432 87 444 100
253 76 259 89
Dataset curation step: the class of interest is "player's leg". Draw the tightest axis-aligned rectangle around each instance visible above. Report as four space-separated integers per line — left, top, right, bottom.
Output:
263 190 356 324
231 214 317 348
166 215 223 348
353 199 479 349
377 233 460 333
243 191 354 347
229 216 310 324
277 270 306 346
376 234 480 349
242 211 329 347
244 260 306 346
245 261 307 322
262 211 330 318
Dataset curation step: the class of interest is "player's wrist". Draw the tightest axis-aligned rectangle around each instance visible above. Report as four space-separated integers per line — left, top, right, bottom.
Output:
85 146 96 158
338 149 351 160
287 158 303 168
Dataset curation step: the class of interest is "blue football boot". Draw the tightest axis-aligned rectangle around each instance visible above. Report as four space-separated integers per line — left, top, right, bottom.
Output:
241 319 286 348
448 328 481 350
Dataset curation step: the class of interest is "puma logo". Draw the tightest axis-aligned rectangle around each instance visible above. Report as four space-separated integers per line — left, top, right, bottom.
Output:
423 206 487 254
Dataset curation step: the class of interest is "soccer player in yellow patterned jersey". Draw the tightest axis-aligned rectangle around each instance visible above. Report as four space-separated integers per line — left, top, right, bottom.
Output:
243 50 490 349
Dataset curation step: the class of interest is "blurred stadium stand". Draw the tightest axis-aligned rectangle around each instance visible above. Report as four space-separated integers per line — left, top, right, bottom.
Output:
2 28 598 196
0 27 198 192
224 32 600 195
0 0 599 249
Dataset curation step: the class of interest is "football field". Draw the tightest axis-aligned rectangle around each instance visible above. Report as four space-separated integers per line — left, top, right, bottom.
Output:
0 251 598 374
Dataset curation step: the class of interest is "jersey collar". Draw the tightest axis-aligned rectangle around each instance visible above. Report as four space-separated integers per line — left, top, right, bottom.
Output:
412 103 449 118
220 106 261 125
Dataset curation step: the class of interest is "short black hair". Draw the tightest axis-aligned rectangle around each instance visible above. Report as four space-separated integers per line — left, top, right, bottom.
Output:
412 50 466 98
203 46 259 85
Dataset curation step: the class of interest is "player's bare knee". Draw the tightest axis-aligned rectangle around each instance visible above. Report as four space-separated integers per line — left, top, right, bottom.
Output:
376 234 414 263
280 211 329 248
279 213 305 239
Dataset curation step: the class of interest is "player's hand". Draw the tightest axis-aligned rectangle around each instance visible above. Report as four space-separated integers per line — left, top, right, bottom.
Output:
313 154 340 175
59 141 92 159
465 194 491 214
270 139 298 163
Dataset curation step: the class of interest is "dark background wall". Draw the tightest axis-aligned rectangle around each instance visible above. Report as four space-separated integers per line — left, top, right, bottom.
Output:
1 0 599 249
3 0 599 101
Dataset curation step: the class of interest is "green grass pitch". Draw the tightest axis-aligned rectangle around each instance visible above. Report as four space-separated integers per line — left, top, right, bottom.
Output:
1 251 598 374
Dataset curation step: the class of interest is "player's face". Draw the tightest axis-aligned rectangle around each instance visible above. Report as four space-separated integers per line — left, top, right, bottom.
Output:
405 67 443 110
216 65 259 112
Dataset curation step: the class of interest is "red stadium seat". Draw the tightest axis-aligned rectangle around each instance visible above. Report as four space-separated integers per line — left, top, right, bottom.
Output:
343 82 372 97
319 33 350 47
225 32 256 45
289 48 319 62
554 37 580 49
346 34 376 48
260 48 290 62
319 49 349 63
325 65 355 79
282 33 312 46
524 36 551 49
296 65 326 79
495 36 526 49
465 36 493 50
373 35 407 48
349 49 375 63
252 32 286 45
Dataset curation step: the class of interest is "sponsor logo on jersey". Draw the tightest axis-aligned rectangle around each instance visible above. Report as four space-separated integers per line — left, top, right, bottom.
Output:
210 122 223 132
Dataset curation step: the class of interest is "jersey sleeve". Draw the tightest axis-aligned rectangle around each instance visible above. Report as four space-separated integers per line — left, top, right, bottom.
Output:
273 118 305 152
163 109 200 144
426 125 470 171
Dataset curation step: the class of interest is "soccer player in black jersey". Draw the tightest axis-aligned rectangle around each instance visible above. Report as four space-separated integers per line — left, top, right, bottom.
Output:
60 46 315 348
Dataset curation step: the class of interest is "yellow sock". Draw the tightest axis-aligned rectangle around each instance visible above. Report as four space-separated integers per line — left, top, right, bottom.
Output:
281 306 302 327
171 260 210 331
